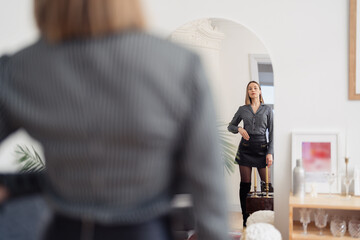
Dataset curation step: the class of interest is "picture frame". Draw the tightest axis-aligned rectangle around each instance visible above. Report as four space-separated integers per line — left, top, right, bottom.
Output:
349 0 360 100
291 131 340 194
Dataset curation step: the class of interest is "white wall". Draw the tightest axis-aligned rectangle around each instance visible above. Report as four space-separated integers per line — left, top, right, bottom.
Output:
1 0 359 238
0 0 38 54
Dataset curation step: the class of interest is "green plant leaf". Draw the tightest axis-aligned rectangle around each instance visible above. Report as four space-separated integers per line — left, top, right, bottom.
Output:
217 122 237 174
15 144 45 173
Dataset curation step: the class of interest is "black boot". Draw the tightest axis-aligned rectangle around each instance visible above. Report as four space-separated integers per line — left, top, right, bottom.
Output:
239 182 251 227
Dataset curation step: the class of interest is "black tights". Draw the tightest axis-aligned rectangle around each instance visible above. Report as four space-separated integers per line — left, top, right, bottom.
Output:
239 165 272 226
239 165 270 183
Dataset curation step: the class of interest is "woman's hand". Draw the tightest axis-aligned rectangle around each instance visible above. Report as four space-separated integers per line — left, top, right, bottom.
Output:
238 127 250 140
0 185 9 203
266 154 273 167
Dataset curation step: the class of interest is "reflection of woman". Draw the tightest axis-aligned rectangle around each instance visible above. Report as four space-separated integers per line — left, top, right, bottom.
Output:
227 81 273 227
0 0 229 239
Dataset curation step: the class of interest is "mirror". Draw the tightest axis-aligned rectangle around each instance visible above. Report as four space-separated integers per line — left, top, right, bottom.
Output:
170 18 274 229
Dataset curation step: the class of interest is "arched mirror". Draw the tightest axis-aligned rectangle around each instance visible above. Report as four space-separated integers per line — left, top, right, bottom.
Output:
170 18 275 230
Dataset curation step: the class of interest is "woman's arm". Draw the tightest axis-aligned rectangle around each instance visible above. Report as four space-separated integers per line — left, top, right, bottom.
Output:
0 55 44 203
267 107 274 155
0 172 44 202
177 55 230 240
227 107 242 134
0 186 9 203
0 55 17 142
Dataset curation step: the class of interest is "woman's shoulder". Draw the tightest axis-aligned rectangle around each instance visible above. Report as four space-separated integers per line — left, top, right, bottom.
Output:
122 31 198 57
262 104 273 112
235 105 248 113
0 55 11 81
0 55 10 66
1 39 43 67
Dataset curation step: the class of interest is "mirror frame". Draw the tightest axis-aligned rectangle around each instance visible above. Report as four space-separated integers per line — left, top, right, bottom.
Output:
349 0 360 99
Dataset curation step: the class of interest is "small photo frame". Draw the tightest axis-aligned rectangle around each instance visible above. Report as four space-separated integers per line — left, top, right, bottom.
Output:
291 131 340 194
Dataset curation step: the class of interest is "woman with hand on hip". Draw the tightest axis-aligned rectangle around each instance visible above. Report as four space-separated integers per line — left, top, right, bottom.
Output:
228 81 273 227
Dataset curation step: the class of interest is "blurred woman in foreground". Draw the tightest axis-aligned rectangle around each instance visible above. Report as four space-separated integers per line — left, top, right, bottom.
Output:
0 0 229 239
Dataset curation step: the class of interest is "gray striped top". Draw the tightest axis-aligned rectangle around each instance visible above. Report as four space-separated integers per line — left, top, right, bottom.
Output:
228 104 273 155
0 31 229 240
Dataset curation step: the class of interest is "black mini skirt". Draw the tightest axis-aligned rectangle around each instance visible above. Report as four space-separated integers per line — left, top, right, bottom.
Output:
235 134 268 168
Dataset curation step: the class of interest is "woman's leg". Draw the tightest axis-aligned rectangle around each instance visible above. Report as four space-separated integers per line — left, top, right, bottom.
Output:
239 166 252 227
257 167 269 182
257 167 273 192
240 166 252 183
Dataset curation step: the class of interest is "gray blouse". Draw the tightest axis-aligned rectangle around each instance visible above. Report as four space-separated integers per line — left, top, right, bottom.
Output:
0 32 229 240
228 104 273 155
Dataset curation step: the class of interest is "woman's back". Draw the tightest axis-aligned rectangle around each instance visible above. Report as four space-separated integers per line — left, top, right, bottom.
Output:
0 31 229 239
2 31 195 220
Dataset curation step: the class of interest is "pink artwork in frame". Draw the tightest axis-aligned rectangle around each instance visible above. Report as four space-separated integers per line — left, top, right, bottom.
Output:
292 131 340 193
302 142 331 173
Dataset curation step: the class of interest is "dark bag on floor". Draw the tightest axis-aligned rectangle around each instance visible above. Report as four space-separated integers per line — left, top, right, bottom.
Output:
246 193 273 214
246 170 274 214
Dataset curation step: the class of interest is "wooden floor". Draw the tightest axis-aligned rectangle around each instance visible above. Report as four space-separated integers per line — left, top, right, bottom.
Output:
187 212 245 240
229 211 244 231
228 211 245 239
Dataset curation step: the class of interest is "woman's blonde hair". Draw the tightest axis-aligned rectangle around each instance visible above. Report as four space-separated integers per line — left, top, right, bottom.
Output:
34 0 146 42
245 81 264 105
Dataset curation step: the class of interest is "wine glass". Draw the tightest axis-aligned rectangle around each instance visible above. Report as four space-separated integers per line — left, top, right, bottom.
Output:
343 175 353 199
314 209 328 235
326 172 336 197
299 208 311 235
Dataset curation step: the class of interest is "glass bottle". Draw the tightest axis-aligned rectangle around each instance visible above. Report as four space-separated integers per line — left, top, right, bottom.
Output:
293 159 305 199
